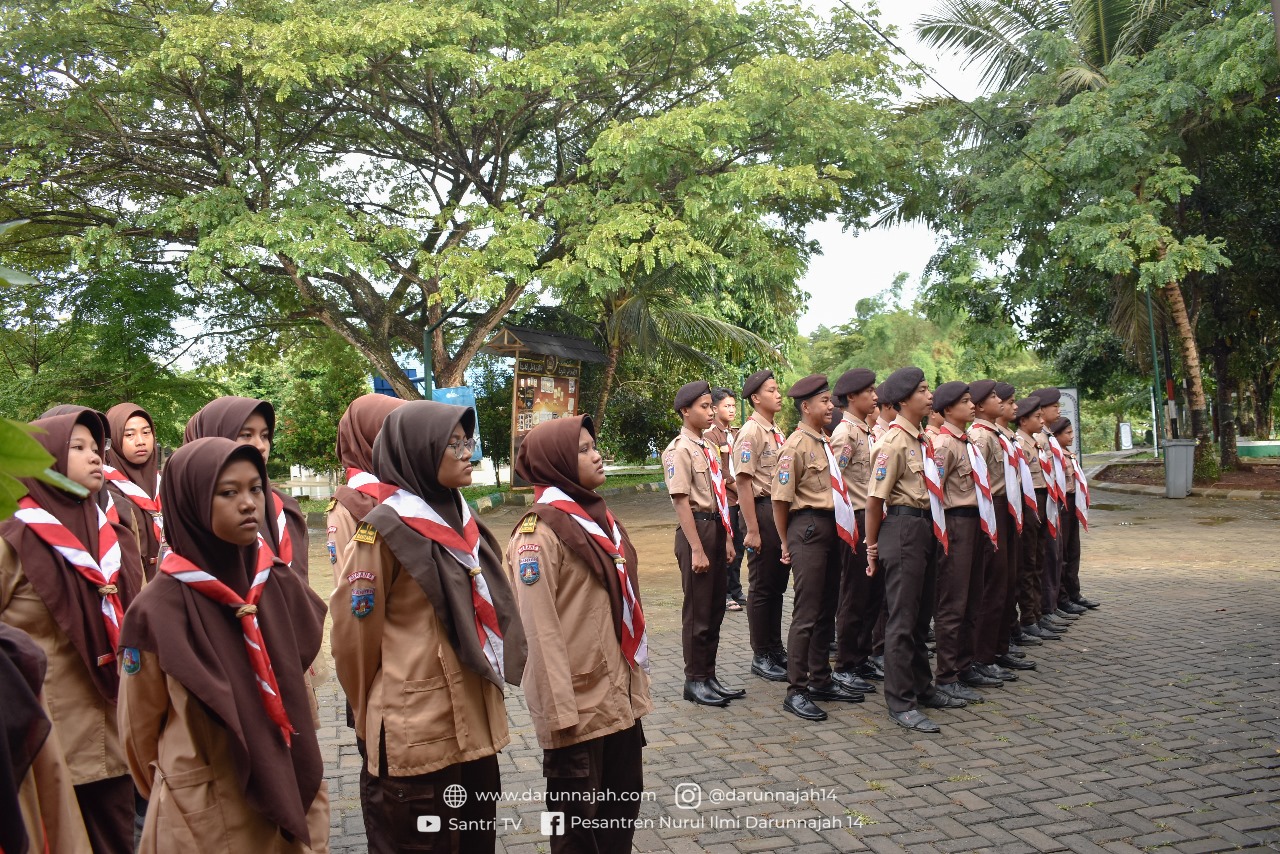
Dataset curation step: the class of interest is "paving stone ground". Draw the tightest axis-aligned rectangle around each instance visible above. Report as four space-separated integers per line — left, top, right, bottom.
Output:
307 488 1280 853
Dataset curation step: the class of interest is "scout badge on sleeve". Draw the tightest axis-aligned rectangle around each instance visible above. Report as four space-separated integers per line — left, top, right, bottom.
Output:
740 439 752 464
121 646 141 675
778 455 791 485
517 542 541 585
347 570 377 618
875 451 889 481
664 450 676 480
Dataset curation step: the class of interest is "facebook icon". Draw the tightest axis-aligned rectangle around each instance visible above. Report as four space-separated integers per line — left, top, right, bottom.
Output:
540 811 566 836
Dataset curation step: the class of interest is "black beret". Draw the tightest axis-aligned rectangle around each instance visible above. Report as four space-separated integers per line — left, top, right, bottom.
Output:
674 380 711 413
969 379 998 404
787 374 830 401
833 368 876 398
1050 416 1073 435
742 369 774 403
1031 386 1061 406
995 382 1017 401
825 408 844 435
1014 395 1043 421
932 381 970 413
875 383 893 406
881 366 926 405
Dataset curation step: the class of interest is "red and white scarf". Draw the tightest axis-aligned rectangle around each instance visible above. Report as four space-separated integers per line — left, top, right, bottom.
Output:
1037 441 1061 538
161 537 296 745
820 438 859 549
890 424 947 553
1070 456 1090 530
345 468 399 503
103 465 163 545
942 426 998 547
534 487 648 671
1015 432 1039 516
753 415 785 448
974 423 1023 533
16 496 125 664
270 495 293 569
696 440 733 534
381 489 505 681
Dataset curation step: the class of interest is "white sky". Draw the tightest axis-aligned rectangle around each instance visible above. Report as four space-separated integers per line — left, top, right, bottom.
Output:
796 0 985 334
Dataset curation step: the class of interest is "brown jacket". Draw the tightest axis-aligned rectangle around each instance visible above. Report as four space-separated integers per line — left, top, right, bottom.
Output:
16 684 93 854
0 540 128 786
331 535 510 777
118 649 330 853
505 520 652 750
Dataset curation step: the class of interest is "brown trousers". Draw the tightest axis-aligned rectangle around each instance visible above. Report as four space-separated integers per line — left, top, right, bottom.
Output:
933 511 984 685
544 722 645 854
835 510 882 672
361 750 500 854
880 513 938 714
785 512 842 694
676 517 727 680
745 498 791 658
75 775 134 854
1016 491 1044 627
1060 494 1082 604
1040 494 1064 614
976 497 1016 662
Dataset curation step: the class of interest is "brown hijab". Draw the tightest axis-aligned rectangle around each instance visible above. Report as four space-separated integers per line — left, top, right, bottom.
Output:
0 412 143 701
513 415 640 648
104 402 161 575
184 397 309 579
334 393 405 521
118 439 325 845
365 401 525 688
40 405 111 511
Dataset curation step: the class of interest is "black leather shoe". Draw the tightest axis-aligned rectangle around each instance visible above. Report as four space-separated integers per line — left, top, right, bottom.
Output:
1073 595 1100 609
783 692 827 721
706 676 746 699
1015 631 1043 646
981 663 1017 682
833 671 877 694
809 681 864 703
854 660 885 681
872 654 884 670
959 666 1002 688
683 680 730 707
1006 646 1027 658
995 654 1037 671
1061 602 1088 615
889 709 940 732
927 627 935 644
1027 624 1061 640
1037 618 1066 634
1052 608 1079 621
770 649 789 669
938 681 983 703
750 654 787 682
920 688 967 709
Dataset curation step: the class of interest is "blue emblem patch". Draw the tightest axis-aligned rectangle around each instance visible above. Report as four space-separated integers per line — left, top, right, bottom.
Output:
875 466 888 481
351 588 375 618
778 471 790 485
121 647 141 675
519 556 541 585
937 466 945 480
838 449 851 469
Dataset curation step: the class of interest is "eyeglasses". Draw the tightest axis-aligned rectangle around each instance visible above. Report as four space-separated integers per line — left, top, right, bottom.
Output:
446 438 477 460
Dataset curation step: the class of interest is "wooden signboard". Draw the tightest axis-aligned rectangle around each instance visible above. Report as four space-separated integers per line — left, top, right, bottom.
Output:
511 354 582 487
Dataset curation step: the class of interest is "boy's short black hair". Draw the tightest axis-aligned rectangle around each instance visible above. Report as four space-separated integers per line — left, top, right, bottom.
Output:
710 387 735 407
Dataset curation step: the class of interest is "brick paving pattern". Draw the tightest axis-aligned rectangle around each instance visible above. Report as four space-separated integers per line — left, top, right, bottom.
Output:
315 490 1280 853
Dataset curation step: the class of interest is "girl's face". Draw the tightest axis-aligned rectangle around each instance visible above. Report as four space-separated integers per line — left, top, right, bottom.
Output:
437 424 474 490
66 424 104 492
121 415 155 466
210 459 266 546
237 413 272 464
1057 426 1075 448
577 427 606 490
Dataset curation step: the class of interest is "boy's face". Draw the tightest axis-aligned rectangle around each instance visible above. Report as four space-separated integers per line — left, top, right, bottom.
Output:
713 396 736 426
848 386 877 418
901 382 933 422
682 394 715 431
945 392 976 426
975 392 1002 421
1057 426 1075 448
752 380 783 417
1020 410 1044 434
802 391 834 427
1040 402 1061 423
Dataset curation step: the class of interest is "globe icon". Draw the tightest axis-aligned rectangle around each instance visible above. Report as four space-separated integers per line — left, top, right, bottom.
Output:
443 784 468 809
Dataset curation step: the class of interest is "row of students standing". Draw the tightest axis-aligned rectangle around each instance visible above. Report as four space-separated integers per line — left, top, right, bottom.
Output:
663 368 1096 732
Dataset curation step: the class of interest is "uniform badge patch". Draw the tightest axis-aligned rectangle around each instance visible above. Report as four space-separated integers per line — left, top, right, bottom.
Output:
518 543 541 554
740 439 752 463
121 646 141 675
325 498 337 512
347 570 376 585
519 515 539 534
353 522 378 544
875 451 889 481
875 465 888 481
351 588 375 618
778 470 790 485
519 556 541 585
838 446 852 469
664 450 676 479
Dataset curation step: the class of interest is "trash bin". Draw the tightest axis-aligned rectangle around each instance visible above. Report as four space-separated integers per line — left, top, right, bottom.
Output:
1162 439 1197 499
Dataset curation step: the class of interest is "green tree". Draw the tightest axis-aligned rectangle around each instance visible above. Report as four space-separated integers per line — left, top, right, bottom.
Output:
469 354 513 488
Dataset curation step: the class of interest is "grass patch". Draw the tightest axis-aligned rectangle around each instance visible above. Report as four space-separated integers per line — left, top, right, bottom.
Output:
866 780 887 791
946 773 981 783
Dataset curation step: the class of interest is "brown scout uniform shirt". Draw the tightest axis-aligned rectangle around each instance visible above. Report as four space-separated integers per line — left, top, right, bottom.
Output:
118 651 331 853
326 502 360 588
703 423 739 506
331 533 509 777
968 419 1006 496
872 416 893 443
869 415 929 509
16 683 92 854
1063 451 1077 494
1016 430 1046 489
772 425 834 511
663 428 718 514
933 425 978 509
829 413 872 512
732 415 785 500
505 517 652 750
0 541 128 788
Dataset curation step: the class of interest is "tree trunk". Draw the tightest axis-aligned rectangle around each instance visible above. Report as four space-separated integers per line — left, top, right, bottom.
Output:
1212 342 1238 471
1114 414 1122 451
1161 278 1210 462
1257 372 1277 439
593 338 622 429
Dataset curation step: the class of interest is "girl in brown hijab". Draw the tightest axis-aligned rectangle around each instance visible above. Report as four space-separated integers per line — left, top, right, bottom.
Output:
0 410 144 854
116 438 329 853
331 401 525 854
104 402 164 579
326 393 404 585
507 415 652 854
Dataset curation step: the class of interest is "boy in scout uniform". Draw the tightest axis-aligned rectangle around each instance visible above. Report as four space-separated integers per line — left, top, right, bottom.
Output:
732 370 791 683
664 381 742 707
872 388 896 442
772 375 863 721
706 388 747 612
1030 388 1072 629
864 367 961 733
829 368 881 695
1014 396 1059 642
1050 417 1094 615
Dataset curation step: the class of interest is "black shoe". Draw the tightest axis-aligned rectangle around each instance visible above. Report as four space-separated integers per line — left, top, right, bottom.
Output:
783 692 827 721
937 681 984 703
770 649 789 669
889 709 940 733
1061 602 1088 615
1052 608 1079 621
1037 618 1066 634
959 666 1002 688
1030 624 1062 640
920 688 967 709
854 660 884 681
981 663 1018 682
750 654 787 683
871 654 884 670
995 654 1037 671
1073 595 1100 609
683 680 730 707
927 627 936 644
706 676 746 700
1006 646 1027 658
1015 632 1043 646
809 681 864 703
833 671 877 694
